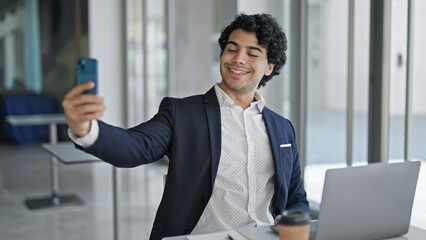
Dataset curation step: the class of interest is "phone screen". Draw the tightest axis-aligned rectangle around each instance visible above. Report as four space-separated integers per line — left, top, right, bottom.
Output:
77 57 98 94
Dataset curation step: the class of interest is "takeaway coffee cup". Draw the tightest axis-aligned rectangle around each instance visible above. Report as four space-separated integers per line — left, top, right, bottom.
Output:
277 209 311 240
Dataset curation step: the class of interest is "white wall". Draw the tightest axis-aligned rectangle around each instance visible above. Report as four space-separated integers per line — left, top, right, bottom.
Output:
237 1 268 14
88 0 125 127
169 0 214 97
323 0 348 112
412 0 426 115
88 2 126 239
389 0 408 116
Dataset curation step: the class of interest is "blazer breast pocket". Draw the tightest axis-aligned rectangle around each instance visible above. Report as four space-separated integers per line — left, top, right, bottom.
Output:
279 143 293 163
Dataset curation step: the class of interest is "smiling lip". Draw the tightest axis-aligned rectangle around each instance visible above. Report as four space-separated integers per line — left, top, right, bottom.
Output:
224 62 251 73
223 62 252 80
229 68 249 74
227 67 251 81
227 68 249 79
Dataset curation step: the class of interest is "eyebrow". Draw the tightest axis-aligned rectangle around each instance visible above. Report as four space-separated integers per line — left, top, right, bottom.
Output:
227 41 264 54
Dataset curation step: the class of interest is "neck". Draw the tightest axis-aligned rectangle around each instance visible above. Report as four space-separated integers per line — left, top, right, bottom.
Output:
218 83 256 109
232 94 255 109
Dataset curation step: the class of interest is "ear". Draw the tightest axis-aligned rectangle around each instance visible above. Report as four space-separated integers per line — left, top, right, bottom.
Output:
265 63 275 76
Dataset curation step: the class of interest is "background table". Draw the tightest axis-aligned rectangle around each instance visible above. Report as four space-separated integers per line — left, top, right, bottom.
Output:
41 142 101 207
5 114 69 209
42 142 119 240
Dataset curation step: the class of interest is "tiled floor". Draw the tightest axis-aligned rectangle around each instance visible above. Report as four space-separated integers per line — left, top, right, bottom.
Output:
0 143 167 240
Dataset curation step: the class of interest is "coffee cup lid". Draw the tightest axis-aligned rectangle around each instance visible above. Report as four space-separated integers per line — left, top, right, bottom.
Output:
278 209 311 226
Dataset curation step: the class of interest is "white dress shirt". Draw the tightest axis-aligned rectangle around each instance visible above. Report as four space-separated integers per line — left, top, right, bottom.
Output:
191 85 275 234
69 85 275 234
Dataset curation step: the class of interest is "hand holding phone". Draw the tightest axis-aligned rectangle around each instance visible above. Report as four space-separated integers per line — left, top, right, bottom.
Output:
77 57 98 94
64 57 101 137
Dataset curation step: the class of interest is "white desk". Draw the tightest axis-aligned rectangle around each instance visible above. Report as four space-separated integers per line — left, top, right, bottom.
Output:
5 114 72 209
163 225 426 240
6 114 66 127
42 142 101 164
40 142 102 208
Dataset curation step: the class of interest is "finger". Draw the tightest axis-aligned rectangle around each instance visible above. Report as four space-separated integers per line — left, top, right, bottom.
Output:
64 81 95 99
65 102 104 121
73 111 104 122
63 95 103 111
72 95 104 106
65 109 103 126
72 103 105 116
274 215 282 224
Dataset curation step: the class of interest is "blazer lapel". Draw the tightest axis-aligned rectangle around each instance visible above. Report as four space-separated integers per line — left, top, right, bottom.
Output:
262 108 283 191
203 87 222 189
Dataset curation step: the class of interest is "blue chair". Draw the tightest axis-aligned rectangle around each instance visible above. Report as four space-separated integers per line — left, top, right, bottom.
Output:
2 93 61 144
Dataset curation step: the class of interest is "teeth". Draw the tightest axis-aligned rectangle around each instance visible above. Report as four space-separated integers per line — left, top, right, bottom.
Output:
230 69 247 74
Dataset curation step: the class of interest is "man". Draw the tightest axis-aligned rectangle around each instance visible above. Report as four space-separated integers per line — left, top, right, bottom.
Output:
63 13 309 240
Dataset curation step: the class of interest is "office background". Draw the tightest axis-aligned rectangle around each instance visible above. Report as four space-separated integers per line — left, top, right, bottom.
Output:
0 0 425 239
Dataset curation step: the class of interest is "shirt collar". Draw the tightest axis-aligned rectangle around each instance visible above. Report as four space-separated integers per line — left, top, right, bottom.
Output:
214 84 265 112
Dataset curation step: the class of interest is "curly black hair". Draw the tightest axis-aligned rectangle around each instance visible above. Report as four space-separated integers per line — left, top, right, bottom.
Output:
218 13 287 88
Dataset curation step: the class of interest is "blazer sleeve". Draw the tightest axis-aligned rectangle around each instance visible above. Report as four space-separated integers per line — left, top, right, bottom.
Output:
82 97 174 167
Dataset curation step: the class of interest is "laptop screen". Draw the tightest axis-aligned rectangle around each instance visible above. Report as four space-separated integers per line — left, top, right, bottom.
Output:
315 161 420 240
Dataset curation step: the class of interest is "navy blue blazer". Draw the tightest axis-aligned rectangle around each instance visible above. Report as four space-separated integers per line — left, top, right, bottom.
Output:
83 87 309 240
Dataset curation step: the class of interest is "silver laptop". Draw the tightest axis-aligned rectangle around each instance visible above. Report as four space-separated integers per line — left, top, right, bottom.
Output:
312 161 421 240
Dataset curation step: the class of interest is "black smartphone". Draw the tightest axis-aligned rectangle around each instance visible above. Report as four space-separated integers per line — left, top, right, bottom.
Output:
77 57 98 94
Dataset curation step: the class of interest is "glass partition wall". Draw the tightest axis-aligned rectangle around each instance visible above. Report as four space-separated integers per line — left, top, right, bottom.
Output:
126 0 167 126
405 0 426 227
303 0 370 207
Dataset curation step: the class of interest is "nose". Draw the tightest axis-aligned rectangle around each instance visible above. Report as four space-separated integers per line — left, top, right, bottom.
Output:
232 52 246 64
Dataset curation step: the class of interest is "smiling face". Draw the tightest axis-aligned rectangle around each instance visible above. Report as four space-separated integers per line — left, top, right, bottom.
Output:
219 29 275 99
